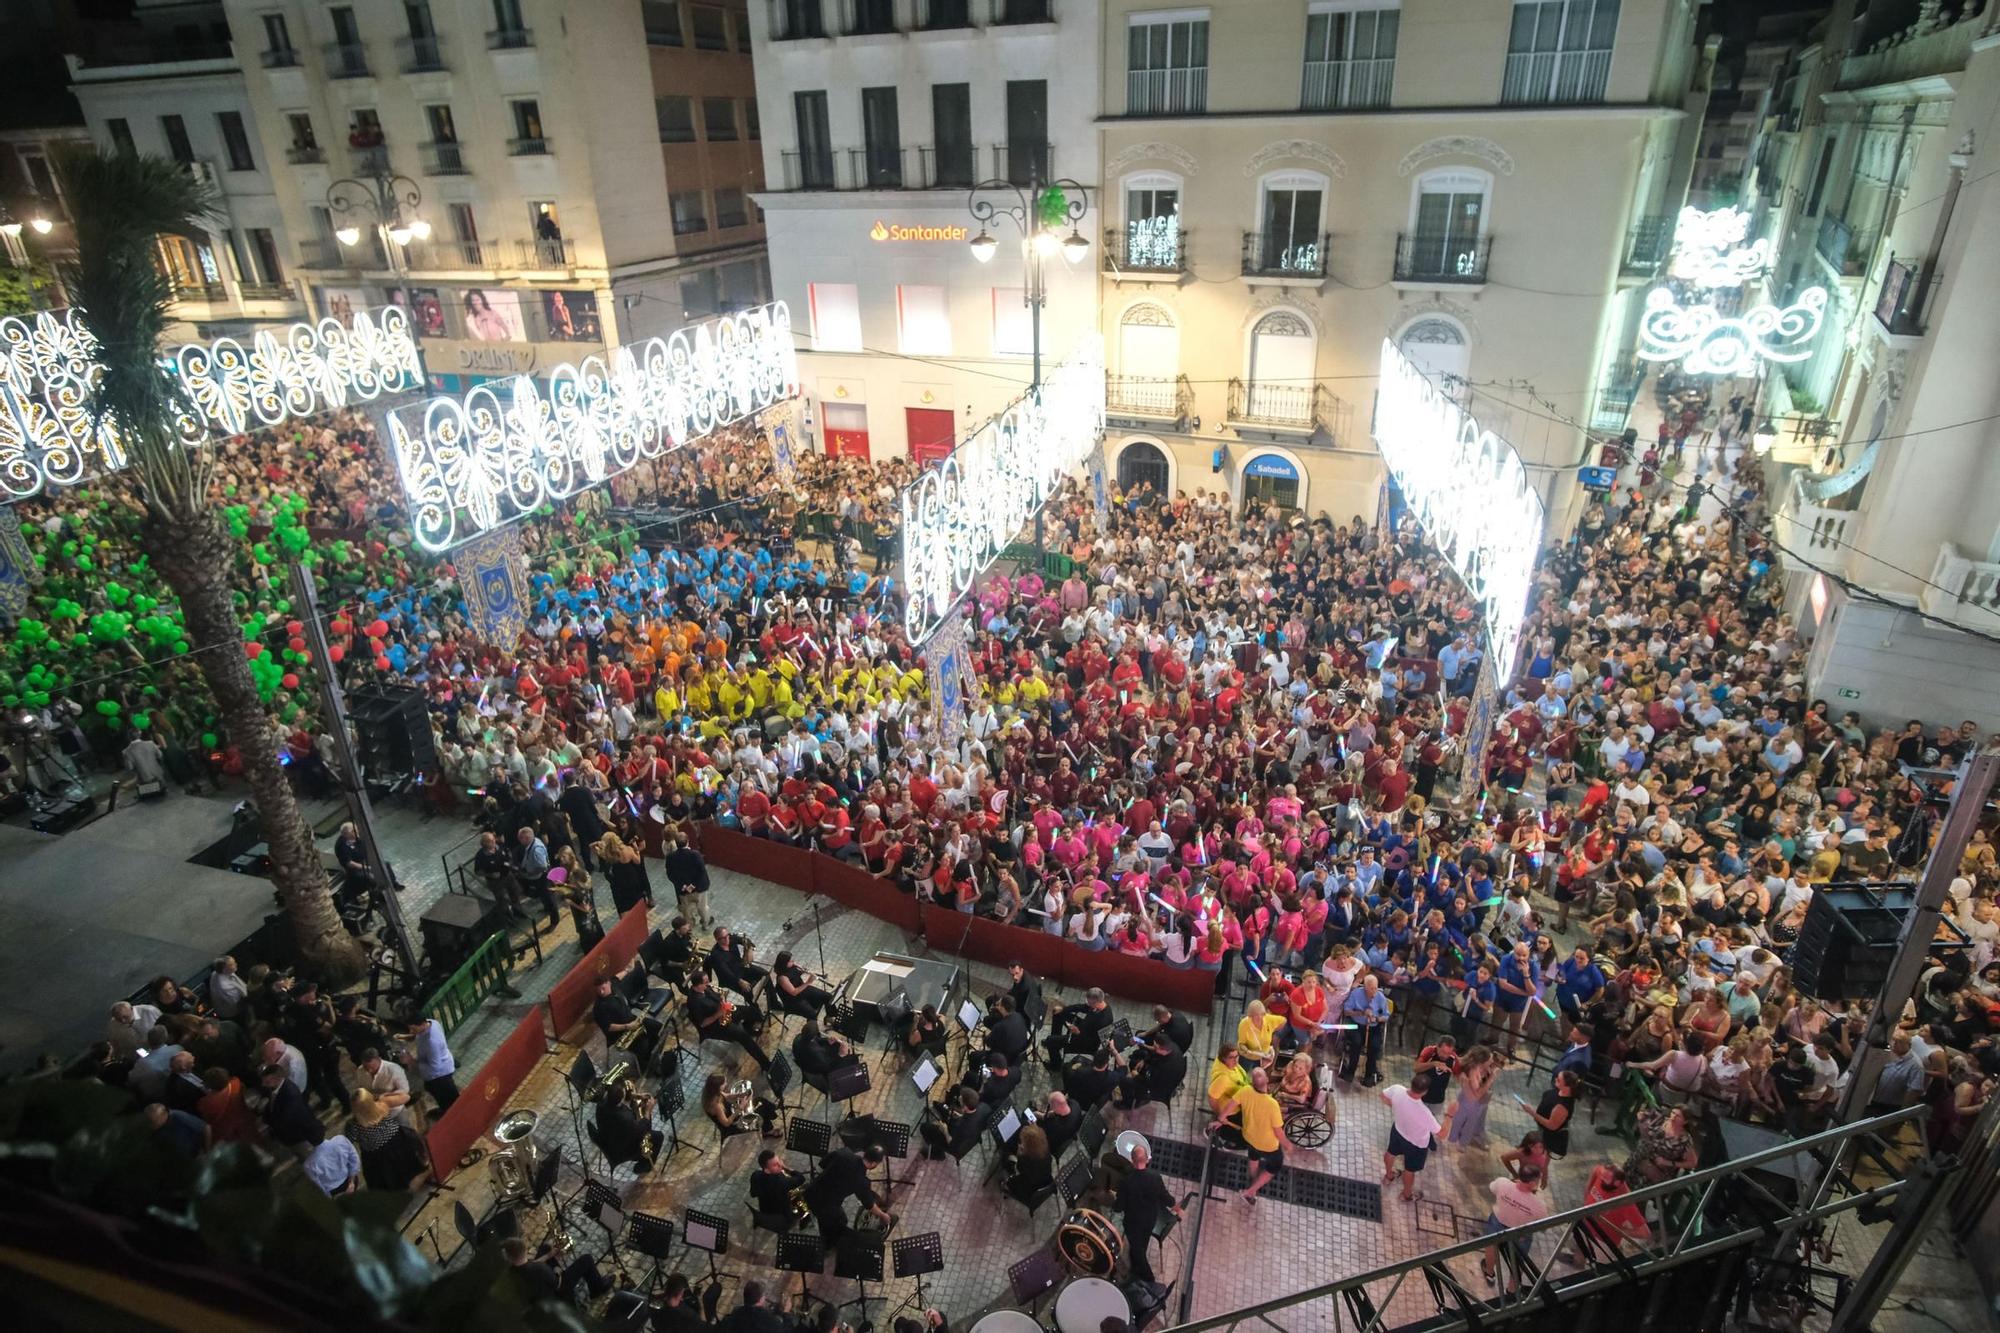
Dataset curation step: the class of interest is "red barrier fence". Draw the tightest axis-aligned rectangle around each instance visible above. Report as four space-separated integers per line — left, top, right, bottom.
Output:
696 825 1213 1012
545 904 651 1037
424 1002 546 1183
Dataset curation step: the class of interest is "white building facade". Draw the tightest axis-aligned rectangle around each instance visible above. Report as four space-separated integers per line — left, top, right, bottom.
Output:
746 0 1102 462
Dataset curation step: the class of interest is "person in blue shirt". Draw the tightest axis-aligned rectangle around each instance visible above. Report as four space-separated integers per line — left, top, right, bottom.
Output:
1452 960 1498 1047
1337 974 1393 1085
1554 947 1606 1022
1492 941 1540 1059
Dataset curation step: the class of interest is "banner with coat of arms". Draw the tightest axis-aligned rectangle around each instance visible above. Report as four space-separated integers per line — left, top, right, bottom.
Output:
1458 662 1499 800
920 610 976 750
768 411 801 496
458 525 530 648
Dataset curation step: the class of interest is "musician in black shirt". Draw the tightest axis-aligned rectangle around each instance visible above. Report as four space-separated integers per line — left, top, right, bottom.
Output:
1141 1004 1194 1054
791 1020 861 1079
1114 1033 1187 1109
980 998 1030 1066
1063 1047 1122 1110
687 973 772 1070
707 927 765 1001
1043 988 1113 1063
803 1144 892 1242
985 962 1035 1017
592 973 657 1063
1114 1142 1181 1284
749 1148 806 1216
594 1081 662 1171
920 1086 987 1160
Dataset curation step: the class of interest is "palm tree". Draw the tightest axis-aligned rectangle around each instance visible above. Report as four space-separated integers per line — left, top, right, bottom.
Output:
55 148 363 983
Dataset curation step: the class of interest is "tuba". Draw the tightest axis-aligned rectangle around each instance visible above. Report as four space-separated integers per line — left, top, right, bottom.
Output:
489 1108 543 1204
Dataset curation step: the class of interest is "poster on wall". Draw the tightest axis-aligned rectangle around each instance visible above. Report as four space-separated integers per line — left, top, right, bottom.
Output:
388 286 448 338
460 288 526 342
314 285 372 330
541 290 602 342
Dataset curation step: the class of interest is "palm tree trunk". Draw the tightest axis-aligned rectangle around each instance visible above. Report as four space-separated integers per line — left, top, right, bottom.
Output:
148 509 364 984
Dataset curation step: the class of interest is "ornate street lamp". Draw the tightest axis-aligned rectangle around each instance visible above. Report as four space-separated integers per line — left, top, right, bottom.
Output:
325 173 429 342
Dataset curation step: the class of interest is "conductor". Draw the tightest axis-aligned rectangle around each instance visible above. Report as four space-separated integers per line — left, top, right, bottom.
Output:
803 1143 894 1242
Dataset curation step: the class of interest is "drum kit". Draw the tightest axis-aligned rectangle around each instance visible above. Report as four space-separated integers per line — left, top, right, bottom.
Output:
973 1128 1151 1333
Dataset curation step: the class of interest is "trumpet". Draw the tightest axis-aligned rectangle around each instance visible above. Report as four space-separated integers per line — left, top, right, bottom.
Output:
786 1185 812 1227
589 1057 636 1102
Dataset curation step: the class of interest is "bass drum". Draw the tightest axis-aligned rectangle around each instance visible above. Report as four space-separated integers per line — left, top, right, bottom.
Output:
1054 1208 1123 1277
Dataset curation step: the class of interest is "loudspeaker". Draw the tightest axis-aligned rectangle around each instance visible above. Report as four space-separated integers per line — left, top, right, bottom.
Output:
346 685 438 777
1790 888 1914 1001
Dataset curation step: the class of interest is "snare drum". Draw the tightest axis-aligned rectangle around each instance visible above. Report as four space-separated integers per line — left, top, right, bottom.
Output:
1054 1208 1123 1277
1053 1277 1132 1333
969 1312 1044 1333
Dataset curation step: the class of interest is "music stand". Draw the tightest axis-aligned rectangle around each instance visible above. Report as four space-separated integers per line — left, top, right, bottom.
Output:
1056 1150 1094 1206
656 1069 703 1162
775 1231 829 1311
787 1115 833 1164
604 1290 650 1331
909 1055 942 1100
889 1232 944 1319
682 1207 733 1291
832 1232 885 1323
1008 1247 1064 1308
833 1001 870 1044
586 1180 635 1281
627 1211 675 1290
866 1117 913 1195
530 1145 563 1205
767 1049 794 1098
828 1062 871 1106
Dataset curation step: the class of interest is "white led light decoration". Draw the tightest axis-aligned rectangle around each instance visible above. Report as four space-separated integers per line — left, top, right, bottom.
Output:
1635 285 1827 378
899 334 1106 645
1372 338 1544 679
0 305 422 501
1668 205 1770 289
390 302 798 552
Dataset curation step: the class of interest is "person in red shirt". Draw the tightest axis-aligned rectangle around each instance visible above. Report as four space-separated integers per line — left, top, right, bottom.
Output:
736 785 771 835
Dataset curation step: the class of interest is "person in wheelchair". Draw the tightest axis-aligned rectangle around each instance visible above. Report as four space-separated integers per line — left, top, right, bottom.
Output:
1113 1031 1187 1109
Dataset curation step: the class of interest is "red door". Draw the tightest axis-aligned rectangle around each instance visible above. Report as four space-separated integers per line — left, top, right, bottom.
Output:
905 407 956 467
822 402 870 459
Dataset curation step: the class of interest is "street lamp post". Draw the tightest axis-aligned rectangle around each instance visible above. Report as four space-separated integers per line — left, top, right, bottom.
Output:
325 172 428 347
965 165 1090 557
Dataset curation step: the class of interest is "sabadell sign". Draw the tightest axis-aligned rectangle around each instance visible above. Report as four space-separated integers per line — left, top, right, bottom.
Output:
870 221 969 242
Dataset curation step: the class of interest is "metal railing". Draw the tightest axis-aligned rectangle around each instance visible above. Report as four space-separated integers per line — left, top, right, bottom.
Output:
284 144 325 165
1163 1106 1928 1333
849 145 908 189
1227 378 1328 431
1128 64 1208 115
770 0 830 39
237 282 294 303
781 148 843 190
1104 222 1185 274
1394 231 1491 283
1300 55 1394 110
1242 230 1328 279
1590 363 1644 431
842 0 899 34
297 239 347 270
1622 214 1673 275
421 930 513 1035
1874 255 1932 338
171 280 229 304
260 46 301 69
350 145 390 177
488 26 534 49
920 0 974 28
1817 213 1870 277
519 237 572 268
991 0 1052 22
421 141 468 176
1500 46 1613 104
917 144 977 189
993 141 1051 186
324 39 370 79
1106 374 1192 423
508 136 552 156
406 238 496 270
398 33 445 72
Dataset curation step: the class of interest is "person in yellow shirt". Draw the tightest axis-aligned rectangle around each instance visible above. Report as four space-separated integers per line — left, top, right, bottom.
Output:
654 681 681 720
1237 1000 1284 1066
1207 1043 1252 1116
1210 1066 1291 1202
1018 672 1051 705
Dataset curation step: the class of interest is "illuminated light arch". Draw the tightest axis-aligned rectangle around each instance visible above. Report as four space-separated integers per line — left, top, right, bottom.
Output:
1669 204 1771 289
389 302 799 551
1636 285 1828 378
0 305 422 501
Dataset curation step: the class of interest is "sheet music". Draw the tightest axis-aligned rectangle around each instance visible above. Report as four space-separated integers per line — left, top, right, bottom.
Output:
872 961 916 979
912 1057 940 1094
685 1220 718 1251
957 999 983 1031
995 1108 1022 1142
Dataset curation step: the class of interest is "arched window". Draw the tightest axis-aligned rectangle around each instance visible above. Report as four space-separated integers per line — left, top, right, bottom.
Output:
1121 170 1183 270
1240 451 1300 511
1245 309 1316 425
1255 170 1328 273
1409 167 1491 277
1116 440 1171 496
1398 315 1469 397
1115 303 1180 414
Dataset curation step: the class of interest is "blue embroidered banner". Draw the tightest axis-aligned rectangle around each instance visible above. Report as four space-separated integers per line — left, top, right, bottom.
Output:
458 525 529 648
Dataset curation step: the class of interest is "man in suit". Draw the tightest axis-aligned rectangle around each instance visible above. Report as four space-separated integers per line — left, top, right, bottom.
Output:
257 1063 325 1157
558 775 606 868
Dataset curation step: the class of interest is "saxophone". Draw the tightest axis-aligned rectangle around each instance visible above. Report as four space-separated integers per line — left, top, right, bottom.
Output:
544 1201 576 1266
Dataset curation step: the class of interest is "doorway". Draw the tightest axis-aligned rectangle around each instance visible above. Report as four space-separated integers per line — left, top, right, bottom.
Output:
823 402 870 458
905 407 956 466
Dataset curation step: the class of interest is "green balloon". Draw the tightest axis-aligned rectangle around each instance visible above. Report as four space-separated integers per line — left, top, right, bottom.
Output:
201 731 218 748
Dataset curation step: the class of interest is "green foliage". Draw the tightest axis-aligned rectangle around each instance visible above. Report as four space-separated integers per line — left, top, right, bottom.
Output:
0 258 57 317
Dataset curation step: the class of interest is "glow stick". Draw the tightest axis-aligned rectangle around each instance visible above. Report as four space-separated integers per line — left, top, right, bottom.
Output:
1246 959 1265 980
1538 998 1560 1020
1319 1021 1360 1031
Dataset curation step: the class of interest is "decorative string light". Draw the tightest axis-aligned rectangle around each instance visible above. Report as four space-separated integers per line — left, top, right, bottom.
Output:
1636 285 1828 377
389 302 798 552
899 334 1105 644
1668 204 1771 289
0 306 422 501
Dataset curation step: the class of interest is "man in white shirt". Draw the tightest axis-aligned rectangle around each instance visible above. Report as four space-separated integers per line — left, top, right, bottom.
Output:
106 1001 163 1060
358 1048 413 1123
207 956 248 1020
1380 1077 1444 1202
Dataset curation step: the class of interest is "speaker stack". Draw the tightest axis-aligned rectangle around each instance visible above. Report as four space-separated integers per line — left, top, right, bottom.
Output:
346 685 438 783
1790 887 1919 1001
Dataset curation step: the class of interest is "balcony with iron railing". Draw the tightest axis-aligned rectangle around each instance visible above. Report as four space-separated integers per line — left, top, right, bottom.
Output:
1590 363 1644 432
1500 46 1612 105
1106 373 1193 425
842 0 900 35
297 239 347 270
1127 64 1207 115
781 148 844 190
1103 221 1185 277
519 237 572 269
406 238 498 270
918 0 974 29
508 136 552 157
1227 379 1339 437
992 142 1051 186
398 33 446 73
238 282 296 303
324 40 370 79
1394 232 1491 284
1300 55 1394 110
1621 214 1673 277
422 141 468 176
350 145 390 177
1241 230 1328 281
769 0 831 40
170 280 230 304
488 25 533 49
1874 255 1934 340
848 145 908 189
916 145 977 189
1816 213 1871 278
1920 544 2000 635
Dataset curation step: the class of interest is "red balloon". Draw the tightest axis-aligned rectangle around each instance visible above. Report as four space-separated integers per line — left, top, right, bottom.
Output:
281 673 300 689
374 656 392 672
366 619 389 638
331 616 352 635
287 636 307 654
328 645 345 664
244 642 264 659
285 620 304 636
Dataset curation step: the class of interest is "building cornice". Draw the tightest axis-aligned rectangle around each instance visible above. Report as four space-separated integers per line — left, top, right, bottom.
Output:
1098 104 1682 126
